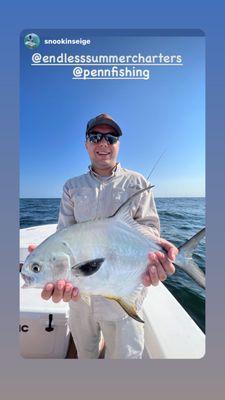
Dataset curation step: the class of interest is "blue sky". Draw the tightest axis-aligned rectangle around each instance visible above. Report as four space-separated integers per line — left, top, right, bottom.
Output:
20 31 205 198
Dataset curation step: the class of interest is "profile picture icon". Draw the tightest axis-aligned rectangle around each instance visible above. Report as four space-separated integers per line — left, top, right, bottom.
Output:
24 33 40 49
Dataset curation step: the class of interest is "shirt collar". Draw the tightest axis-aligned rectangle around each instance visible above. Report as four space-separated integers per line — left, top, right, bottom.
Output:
88 162 121 180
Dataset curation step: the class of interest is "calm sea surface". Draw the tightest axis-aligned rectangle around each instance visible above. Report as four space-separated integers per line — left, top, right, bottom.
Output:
20 197 205 332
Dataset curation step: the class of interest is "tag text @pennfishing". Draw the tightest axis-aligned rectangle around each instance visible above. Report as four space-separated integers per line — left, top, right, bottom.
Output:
72 66 150 80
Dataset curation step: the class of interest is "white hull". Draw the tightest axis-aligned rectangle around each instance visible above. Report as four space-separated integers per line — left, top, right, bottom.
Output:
20 224 205 359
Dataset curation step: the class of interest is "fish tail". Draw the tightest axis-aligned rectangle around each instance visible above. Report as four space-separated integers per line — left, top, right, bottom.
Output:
174 228 206 288
105 295 144 323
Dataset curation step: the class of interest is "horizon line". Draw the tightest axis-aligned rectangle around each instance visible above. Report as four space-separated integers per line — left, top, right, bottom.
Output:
20 195 205 199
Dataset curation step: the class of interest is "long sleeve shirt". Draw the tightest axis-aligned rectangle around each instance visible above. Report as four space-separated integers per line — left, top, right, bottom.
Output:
57 163 160 320
57 163 160 237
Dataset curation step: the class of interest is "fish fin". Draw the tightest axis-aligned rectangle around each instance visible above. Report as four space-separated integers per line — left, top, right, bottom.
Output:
110 185 154 219
174 228 206 289
81 294 91 306
71 258 105 277
112 200 161 249
178 228 205 257
105 294 144 323
108 185 161 245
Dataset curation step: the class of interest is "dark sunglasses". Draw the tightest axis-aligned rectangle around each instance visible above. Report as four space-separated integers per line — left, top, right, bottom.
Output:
87 131 119 145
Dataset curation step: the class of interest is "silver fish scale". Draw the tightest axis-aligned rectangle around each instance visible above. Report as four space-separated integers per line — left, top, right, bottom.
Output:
65 218 153 297
22 214 160 299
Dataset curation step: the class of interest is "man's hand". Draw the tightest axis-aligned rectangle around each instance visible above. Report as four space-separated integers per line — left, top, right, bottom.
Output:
41 280 80 303
27 244 80 303
142 238 178 287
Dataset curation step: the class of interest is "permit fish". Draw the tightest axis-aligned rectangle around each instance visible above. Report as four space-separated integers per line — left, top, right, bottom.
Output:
21 186 205 323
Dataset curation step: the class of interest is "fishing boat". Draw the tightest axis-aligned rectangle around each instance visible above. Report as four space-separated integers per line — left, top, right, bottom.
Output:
19 224 205 359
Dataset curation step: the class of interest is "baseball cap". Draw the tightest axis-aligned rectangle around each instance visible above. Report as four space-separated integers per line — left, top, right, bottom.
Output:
86 113 123 137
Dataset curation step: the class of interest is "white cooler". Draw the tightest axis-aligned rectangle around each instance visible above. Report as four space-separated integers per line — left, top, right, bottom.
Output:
20 276 70 358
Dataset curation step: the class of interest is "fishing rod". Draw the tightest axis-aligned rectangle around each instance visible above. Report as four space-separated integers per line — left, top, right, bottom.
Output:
146 148 167 182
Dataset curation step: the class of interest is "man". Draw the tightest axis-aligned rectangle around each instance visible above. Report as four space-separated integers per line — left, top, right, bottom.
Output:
29 113 178 359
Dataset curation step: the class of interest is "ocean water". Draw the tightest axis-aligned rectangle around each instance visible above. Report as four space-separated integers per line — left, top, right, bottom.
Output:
20 197 205 332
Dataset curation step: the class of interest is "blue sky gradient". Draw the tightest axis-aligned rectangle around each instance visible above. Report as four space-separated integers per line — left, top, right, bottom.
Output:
20 31 205 198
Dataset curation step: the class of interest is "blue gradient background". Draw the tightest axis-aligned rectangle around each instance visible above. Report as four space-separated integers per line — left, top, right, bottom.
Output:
0 1 224 399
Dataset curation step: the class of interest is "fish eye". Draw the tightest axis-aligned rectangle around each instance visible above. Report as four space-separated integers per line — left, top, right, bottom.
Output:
30 263 42 273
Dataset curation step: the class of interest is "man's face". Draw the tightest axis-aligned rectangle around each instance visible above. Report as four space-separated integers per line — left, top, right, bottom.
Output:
85 124 120 170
